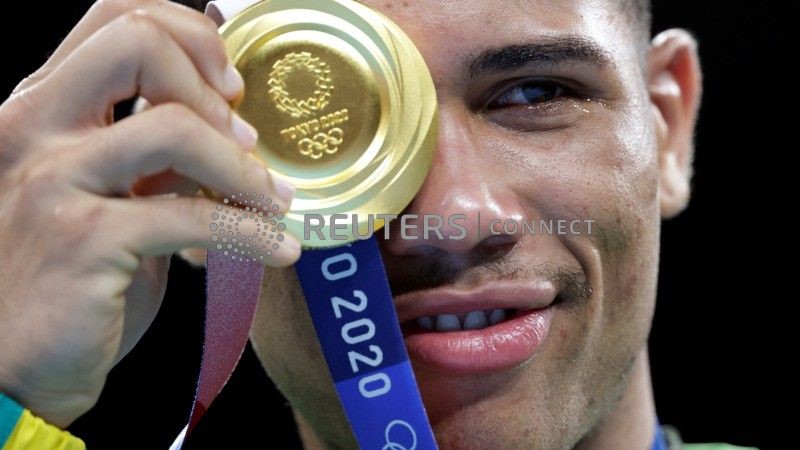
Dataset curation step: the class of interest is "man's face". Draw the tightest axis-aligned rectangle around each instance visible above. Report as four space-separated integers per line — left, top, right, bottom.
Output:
249 0 688 448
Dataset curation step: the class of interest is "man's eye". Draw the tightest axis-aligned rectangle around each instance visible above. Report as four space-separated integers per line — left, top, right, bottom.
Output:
480 78 591 132
488 81 566 108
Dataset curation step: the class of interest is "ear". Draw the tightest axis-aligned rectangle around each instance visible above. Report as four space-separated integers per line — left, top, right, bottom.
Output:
648 29 702 218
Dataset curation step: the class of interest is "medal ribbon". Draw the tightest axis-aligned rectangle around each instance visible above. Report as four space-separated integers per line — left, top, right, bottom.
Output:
295 236 437 450
169 251 264 449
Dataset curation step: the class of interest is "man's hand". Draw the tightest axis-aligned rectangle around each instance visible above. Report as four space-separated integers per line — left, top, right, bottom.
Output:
0 0 300 427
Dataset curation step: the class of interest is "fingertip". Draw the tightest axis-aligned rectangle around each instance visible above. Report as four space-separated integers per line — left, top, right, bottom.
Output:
263 233 301 268
231 112 258 149
178 247 208 268
222 63 244 99
272 177 295 206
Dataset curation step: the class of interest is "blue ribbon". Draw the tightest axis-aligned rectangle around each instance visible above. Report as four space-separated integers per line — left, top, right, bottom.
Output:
652 421 667 450
295 235 438 450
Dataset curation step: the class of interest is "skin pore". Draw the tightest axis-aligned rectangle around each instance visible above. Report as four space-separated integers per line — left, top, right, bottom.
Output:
225 0 701 448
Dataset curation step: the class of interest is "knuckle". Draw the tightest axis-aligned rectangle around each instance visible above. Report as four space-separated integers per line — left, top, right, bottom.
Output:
244 154 269 188
180 196 205 218
11 70 48 96
171 2 221 45
96 0 153 16
173 197 210 232
118 9 163 52
159 102 194 121
159 103 202 139
198 23 227 64
0 101 30 161
196 87 229 125
2 80 53 145
194 12 221 36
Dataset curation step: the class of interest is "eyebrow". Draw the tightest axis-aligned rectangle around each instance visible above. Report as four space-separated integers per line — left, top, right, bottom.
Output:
468 35 613 78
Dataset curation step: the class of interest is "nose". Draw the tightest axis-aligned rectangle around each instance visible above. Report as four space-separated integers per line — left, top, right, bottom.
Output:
384 109 528 255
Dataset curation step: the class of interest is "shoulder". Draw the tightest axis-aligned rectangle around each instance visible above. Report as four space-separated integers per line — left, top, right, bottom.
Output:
684 445 759 450
663 425 759 450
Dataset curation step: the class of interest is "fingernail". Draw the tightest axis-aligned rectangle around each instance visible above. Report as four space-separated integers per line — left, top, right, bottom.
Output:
223 63 244 96
272 177 295 205
265 233 301 266
282 234 301 254
231 113 258 149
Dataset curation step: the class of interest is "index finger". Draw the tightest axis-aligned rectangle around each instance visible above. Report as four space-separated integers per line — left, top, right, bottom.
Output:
14 0 241 99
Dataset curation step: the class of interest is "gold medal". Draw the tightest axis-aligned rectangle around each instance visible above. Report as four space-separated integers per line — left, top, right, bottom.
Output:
217 0 437 248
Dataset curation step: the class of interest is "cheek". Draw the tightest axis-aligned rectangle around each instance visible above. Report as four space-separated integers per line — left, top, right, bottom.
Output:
591 113 661 330
477 96 660 260
482 104 658 221
482 106 660 339
576 121 661 359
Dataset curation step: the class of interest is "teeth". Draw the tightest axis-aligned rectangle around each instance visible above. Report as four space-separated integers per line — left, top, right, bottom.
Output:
417 316 434 330
463 311 488 330
417 309 509 332
488 309 506 325
435 314 461 332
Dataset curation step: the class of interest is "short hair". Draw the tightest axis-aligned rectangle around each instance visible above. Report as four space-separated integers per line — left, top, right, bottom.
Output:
624 0 653 41
186 0 651 27
182 0 651 45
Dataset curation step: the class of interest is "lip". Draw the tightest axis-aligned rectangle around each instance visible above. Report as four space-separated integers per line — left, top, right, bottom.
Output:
396 281 557 375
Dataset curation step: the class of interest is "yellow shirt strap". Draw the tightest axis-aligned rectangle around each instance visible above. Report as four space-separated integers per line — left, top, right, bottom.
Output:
0 394 85 450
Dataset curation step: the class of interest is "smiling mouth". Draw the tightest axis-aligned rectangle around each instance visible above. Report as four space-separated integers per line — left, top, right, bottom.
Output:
412 308 515 332
394 282 559 375
404 301 566 333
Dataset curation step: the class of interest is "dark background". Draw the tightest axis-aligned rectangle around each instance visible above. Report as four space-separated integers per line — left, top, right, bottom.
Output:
1 1 780 449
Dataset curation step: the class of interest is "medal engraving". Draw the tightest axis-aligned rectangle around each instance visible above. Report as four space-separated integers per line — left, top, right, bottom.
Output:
219 0 438 247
